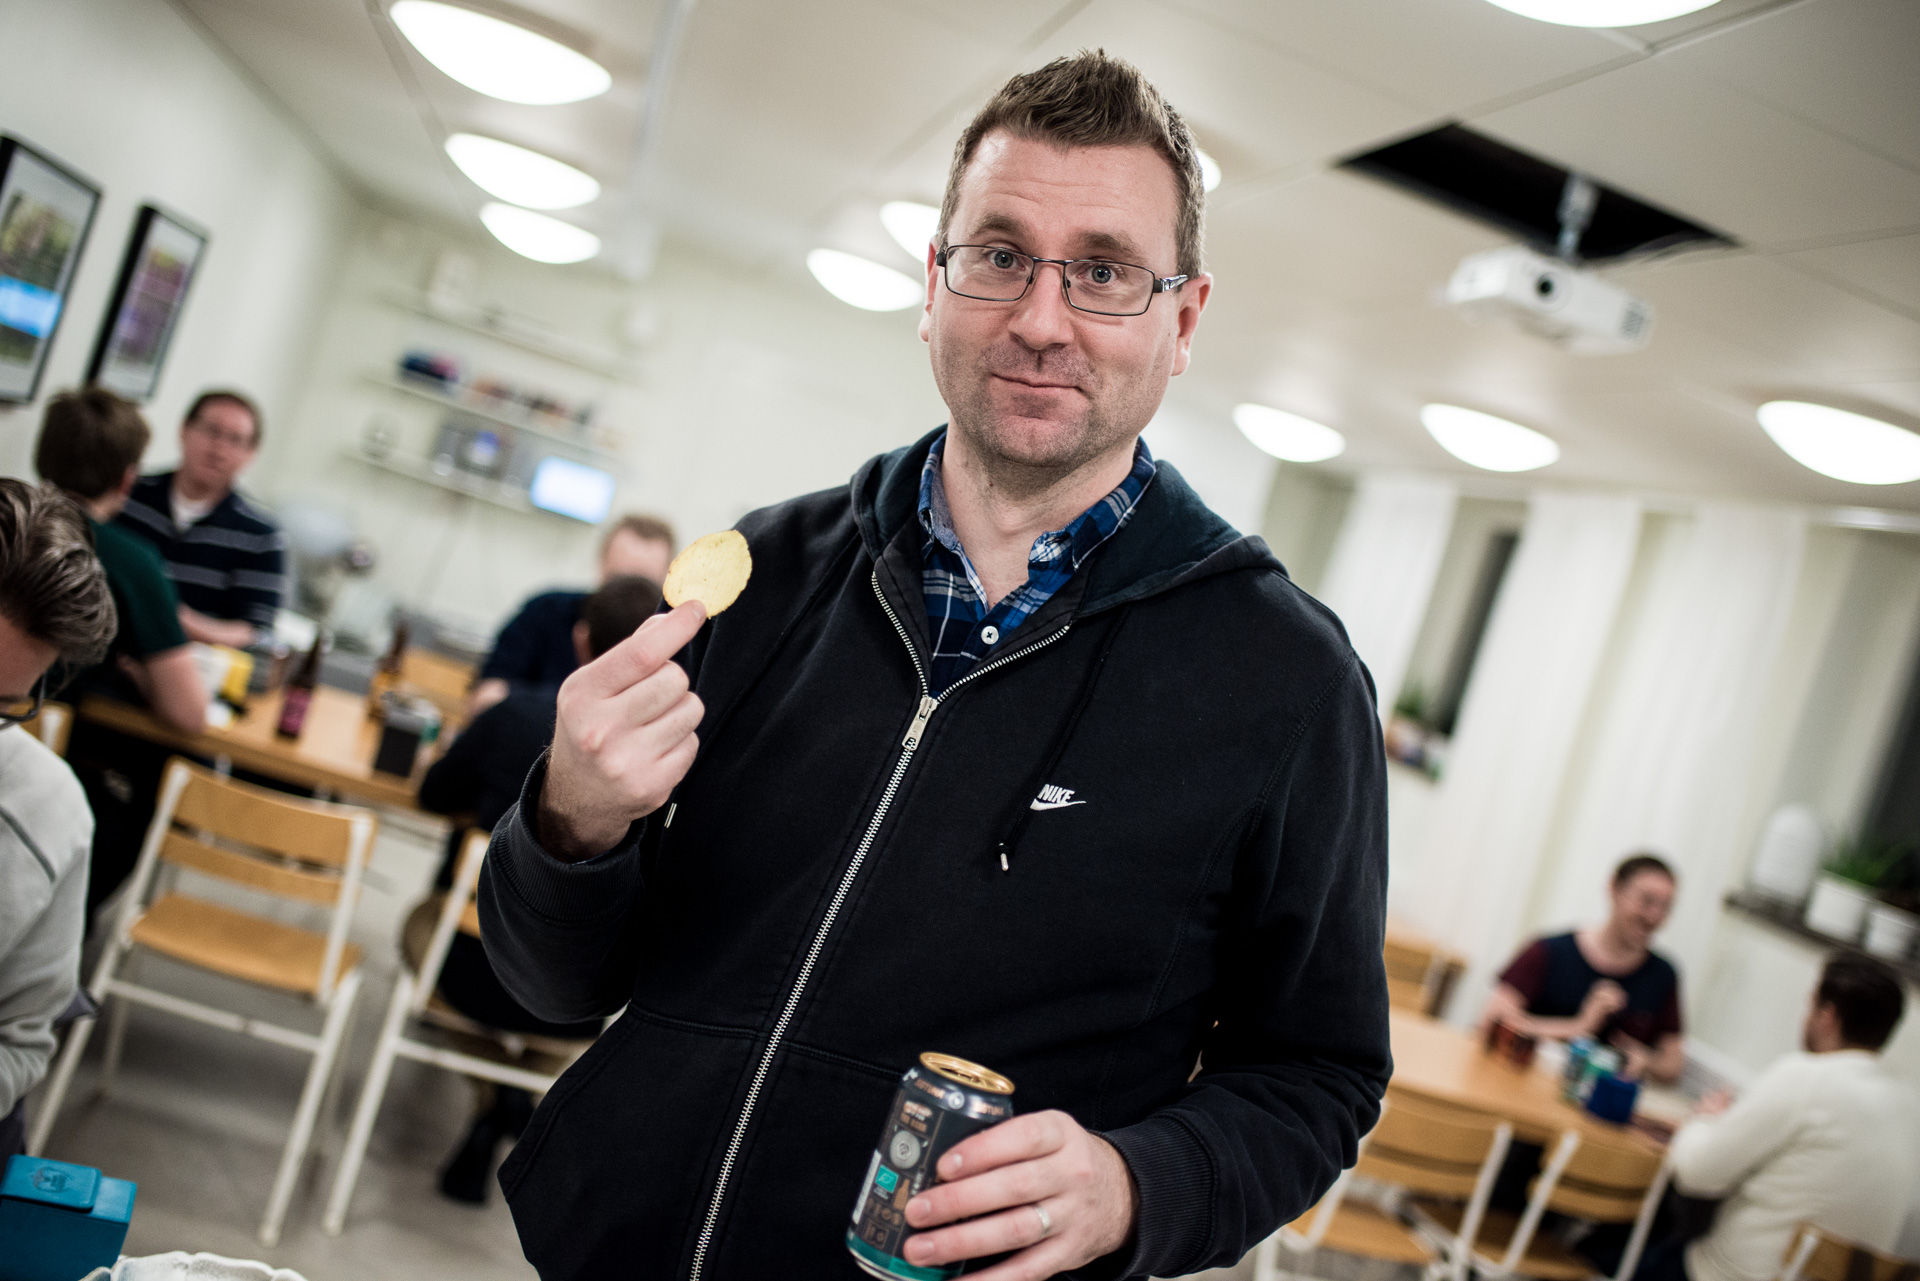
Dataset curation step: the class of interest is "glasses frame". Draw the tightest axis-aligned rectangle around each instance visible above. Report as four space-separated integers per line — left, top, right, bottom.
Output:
936 245 1189 317
0 672 47 729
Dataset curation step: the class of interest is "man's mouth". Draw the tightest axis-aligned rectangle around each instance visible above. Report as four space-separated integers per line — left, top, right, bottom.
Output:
993 373 1080 392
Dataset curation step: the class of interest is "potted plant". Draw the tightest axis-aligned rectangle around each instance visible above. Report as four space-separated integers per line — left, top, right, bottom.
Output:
1807 835 1906 943
1386 685 1430 769
1863 848 1920 963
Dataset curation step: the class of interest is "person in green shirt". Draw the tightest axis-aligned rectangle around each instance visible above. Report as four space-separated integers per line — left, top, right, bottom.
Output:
35 387 208 911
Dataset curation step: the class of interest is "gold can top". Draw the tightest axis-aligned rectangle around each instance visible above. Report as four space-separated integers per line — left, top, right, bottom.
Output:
920 1052 1014 1095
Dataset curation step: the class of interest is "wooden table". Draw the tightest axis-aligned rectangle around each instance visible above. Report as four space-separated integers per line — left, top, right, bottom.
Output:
1388 1009 1663 1152
79 687 427 810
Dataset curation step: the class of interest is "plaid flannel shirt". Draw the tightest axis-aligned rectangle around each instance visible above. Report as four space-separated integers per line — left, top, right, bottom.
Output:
918 431 1156 696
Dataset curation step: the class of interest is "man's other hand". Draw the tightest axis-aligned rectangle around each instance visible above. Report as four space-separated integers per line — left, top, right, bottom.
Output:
901 1110 1138 1280
1578 979 1628 1035
538 601 707 860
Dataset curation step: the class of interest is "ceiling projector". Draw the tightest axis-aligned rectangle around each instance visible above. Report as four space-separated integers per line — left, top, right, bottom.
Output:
1444 245 1654 355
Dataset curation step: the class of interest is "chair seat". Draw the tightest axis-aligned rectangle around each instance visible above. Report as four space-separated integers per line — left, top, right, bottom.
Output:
129 893 362 996
1414 1201 1597 1281
1286 1200 1437 1266
416 993 594 1070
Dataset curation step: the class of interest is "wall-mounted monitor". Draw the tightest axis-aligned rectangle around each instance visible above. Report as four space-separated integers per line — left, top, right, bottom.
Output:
529 455 615 523
0 136 100 402
88 203 208 401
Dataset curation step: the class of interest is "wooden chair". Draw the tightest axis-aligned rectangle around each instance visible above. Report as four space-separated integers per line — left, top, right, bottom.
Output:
29 757 375 1245
1253 1094 1513 1281
1777 1224 1920 1281
21 699 72 756
397 648 476 725
1384 938 1450 1017
322 830 596 1235
1418 1126 1670 1281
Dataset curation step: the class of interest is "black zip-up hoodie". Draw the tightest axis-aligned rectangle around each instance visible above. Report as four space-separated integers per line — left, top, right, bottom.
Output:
480 430 1391 1280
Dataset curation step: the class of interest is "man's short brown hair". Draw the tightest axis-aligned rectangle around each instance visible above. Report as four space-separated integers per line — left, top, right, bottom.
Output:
939 50 1206 278
0 479 117 665
1613 853 1676 889
36 387 152 501
582 575 663 658
604 513 675 554
1818 952 1905 1051
186 389 263 447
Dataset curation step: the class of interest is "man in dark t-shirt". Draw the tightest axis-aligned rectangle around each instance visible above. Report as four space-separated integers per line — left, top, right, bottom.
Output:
1485 853 1686 1083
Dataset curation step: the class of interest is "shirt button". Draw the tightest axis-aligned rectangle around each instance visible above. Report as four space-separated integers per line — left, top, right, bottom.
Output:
980 625 1000 646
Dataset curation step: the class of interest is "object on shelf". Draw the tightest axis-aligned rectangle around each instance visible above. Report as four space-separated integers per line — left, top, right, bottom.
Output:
1864 904 1919 962
1749 803 1826 903
360 414 399 460
398 349 462 389
433 414 508 479
396 349 597 439
0 1154 136 1281
1806 874 1875 942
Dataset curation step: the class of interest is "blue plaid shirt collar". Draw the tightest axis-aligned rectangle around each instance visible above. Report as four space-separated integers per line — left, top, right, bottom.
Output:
916 431 1155 696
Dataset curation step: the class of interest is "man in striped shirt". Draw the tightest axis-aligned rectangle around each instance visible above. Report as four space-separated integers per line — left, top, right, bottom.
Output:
116 389 286 649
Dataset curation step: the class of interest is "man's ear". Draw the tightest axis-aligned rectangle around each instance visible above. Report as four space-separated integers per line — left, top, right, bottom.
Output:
116 465 140 498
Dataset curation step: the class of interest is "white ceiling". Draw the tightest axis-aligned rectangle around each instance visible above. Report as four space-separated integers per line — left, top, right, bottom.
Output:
174 0 1920 510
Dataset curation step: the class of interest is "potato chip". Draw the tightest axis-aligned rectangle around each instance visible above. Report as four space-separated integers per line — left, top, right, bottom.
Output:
663 529 752 616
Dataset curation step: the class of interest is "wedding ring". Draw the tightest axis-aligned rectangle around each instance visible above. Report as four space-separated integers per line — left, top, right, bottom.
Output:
1034 1204 1053 1238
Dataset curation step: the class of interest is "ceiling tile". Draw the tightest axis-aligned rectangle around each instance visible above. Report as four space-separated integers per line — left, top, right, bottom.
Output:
1775 234 1920 322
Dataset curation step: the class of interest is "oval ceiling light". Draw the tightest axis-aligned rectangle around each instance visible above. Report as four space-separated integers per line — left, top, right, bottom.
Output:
1421 403 1560 472
806 249 922 311
1481 0 1721 26
880 200 940 260
1233 403 1344 462
390 1 611 105
1195 148 1222 193
447 134 599 210
480 202 599 263
1757 401 1920 485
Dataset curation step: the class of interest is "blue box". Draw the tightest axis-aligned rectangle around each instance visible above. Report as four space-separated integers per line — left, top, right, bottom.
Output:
0 1154 136 1281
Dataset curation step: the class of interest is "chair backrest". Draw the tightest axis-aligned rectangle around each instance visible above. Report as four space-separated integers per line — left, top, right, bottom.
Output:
1780 1225 1920 1281
1383 938 1448 1015
22 701 72 756
399 649 477 724
124 757 377 1001
1359 1094 1513 1199
411 828 488 1017
1546 1127 1667 1222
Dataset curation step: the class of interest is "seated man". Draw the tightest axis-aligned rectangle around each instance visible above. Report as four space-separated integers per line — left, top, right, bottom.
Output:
1636 953 1916 1281
1485 853 1685 1083
467 513 673 717
36 388 209 912
116 389 285 649
415 574 661 1202
0 479 118 1157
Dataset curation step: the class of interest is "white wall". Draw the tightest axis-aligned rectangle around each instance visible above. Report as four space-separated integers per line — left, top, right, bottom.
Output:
0 0 355 479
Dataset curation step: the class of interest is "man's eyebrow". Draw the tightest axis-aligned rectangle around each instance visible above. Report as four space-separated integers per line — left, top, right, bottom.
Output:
961 216 1150 265
1073 229 1146 263
966 213 1031 243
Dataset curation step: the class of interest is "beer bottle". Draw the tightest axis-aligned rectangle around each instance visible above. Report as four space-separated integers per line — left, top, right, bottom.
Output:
366 620 409 716
276 633 324 738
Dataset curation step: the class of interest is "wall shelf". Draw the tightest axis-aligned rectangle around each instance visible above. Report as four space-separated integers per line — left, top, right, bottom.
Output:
345 449 595 522
364 373 622 465
380 291 637 380
1723 889 1920 989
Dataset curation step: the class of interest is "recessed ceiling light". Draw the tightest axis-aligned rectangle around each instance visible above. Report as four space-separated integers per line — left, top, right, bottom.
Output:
806 249 922 311
1421 404 1560 472
880 201 940 260
1233 403 1344 462
390 1 611 105
1757 401 1920 485
447 134 599 210
1195 148 1222 193
480 202 599 263
1481 0 1721 26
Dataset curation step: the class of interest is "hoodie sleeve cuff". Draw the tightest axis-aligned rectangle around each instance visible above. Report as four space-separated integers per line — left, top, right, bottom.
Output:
1097 1113 1216 1279
488 752 647 924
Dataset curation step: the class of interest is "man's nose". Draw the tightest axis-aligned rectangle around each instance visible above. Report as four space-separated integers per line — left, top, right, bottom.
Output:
1005 262 1077 351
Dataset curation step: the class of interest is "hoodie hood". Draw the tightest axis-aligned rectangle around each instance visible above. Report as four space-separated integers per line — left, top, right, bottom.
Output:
850 427 1284 616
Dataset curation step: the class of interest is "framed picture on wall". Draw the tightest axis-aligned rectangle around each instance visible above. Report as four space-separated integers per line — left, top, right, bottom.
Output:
86 203 208 401
0 135 101 403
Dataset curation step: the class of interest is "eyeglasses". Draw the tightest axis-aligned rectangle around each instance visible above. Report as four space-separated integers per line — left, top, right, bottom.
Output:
936 245 1188 317
0 674 46 729
186 419 256 450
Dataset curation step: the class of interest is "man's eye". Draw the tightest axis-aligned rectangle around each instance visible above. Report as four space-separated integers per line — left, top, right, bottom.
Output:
1087 264 1116 285
989 250 1018 270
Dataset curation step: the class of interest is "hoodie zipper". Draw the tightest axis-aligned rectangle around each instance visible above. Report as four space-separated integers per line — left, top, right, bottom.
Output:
685 570 1071 1280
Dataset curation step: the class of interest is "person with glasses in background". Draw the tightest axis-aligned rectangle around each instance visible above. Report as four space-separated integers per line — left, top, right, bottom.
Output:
0 479 118 1158
480 53 1388 1281
117 389 286 649
35 388 209 914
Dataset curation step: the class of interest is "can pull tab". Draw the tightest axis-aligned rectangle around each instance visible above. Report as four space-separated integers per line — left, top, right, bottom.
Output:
902 695 936 749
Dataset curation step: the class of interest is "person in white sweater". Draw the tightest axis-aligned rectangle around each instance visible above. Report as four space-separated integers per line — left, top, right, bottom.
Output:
0 478 119 1158
1635 952 1916 1281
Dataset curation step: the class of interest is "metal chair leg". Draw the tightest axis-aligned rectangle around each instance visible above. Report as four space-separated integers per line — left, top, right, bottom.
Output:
322 970 413 1235
259 968 362 1246
27 935 129 1155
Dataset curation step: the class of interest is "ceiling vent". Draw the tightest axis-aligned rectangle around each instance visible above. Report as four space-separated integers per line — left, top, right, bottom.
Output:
1340 123 1732 263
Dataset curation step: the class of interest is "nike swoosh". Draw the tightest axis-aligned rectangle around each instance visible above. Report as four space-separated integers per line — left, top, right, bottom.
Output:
1029 799 1087 811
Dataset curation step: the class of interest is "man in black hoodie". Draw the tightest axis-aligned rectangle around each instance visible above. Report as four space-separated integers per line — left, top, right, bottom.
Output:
481 51 1391 1281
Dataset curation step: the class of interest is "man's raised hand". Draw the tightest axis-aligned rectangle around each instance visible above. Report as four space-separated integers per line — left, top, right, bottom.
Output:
537 601 708 861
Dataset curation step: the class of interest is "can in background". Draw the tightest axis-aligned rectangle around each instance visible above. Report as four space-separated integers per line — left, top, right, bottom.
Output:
847 1053 1015 1281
